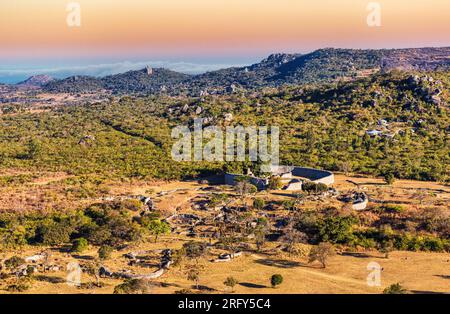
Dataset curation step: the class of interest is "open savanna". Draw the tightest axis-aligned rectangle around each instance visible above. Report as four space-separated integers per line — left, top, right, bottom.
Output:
0 170 448 294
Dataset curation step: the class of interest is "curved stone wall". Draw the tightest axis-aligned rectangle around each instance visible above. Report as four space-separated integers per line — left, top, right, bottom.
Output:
225 166 334 188
291 167 335 185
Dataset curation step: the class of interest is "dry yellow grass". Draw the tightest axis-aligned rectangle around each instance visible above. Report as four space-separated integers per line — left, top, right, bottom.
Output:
2 238 448 294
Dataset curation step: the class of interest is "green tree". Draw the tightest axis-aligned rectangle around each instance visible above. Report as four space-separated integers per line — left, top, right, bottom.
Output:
270 274 283 288
148 219 170 243
224 276 238 292
268 176 283 190
98 245 113 260
71 238 89 253
253 198 266 210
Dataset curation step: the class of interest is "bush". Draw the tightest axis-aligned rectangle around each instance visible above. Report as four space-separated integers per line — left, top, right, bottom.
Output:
302 181 328 194
253 198 266 210
71 238 89 253
7 278 33 292
98 245 114 260
268 177 283 190
183 241 207 261
4 256 26 269
147 219 171 243
270 274 283 288
224 276 238 292
37 221 74 245
120 199 143 212
383 283 407 294
282 200 296 211
382 204 404 214
113 279 152 294
318 216 357 244
383 173 396 185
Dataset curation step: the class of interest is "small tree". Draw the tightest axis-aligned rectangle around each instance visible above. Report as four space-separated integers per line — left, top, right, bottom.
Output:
84 261 101 287
224 276 238 292
253 198 266 210
172 247 186 271
270 274 283 288
280 224 307 255
71 238 88 253
148 219 171 243
254 224 269 252
183 241 207 264
268 176 283 191
186 264 202 290
308 242 335 268
383 172 395 185
4 256 26 270
383 283 407 294
380 240 394 259
98 245 113 260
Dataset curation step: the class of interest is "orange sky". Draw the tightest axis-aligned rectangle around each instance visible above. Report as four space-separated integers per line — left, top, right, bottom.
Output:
0 0 449 60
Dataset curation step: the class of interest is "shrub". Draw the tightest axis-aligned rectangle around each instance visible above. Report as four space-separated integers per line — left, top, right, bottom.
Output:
4 256 26 269
318 216 357 244
224 276 238 292
37 221 74 245
268 177 283 190
282 200 296 211
183 241 207 261
253 198 266 210
7 278 33 292
120 199 143 212
71 238 89 253
113 279 152 294
382 204 404 214
98 245 114 260
270 274 283 288
302 181 328 194
147 219 171 243
383 173 396 185
383 283 407 294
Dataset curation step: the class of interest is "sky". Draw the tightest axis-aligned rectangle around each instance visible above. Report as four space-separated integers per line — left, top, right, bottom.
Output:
0 0 449 83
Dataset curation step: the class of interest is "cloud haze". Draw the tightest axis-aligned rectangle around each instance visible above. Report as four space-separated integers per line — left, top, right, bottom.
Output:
0 60 246 84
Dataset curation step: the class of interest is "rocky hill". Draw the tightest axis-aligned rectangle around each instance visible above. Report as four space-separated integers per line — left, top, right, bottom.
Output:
40 47 450 94
17 74 55 87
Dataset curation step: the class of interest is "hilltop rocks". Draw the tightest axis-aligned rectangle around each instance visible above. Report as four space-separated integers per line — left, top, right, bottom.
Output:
195 106 203 115
145 66 153 75
182 104 189 113
226 84 238 93
78 135 96 146
224 113 233 122
17 75 55 87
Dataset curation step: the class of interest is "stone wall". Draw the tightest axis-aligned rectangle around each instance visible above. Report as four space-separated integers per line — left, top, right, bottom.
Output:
291 167 335 185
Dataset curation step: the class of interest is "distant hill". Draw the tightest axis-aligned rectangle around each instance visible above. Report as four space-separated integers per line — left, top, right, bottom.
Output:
17 74 55 87
41 47 450 94
43 75 104 93
102 67 191 94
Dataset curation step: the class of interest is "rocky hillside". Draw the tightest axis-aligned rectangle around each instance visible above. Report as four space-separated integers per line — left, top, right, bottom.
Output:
40 47 450 94
16 74 55 87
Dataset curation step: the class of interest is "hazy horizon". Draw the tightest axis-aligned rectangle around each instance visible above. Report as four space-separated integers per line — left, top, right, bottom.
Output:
2 45 450 84
1 0 449 83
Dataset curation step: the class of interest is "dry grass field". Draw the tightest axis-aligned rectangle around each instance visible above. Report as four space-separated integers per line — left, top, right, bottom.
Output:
0 170 449 294
1 238 448 294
